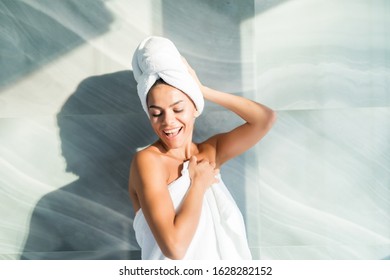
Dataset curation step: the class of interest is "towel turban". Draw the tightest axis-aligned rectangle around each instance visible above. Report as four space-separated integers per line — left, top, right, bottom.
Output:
131 36 204 117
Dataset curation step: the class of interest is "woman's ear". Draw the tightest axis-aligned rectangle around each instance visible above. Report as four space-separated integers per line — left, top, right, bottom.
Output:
194 110 200 118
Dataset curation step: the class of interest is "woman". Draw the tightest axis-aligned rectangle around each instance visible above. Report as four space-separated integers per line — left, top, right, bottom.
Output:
129 36 276 260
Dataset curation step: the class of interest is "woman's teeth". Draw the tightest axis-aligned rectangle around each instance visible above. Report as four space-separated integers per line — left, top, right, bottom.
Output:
164 127 181 136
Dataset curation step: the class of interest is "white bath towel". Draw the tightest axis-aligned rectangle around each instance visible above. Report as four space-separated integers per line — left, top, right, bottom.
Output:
131 36 204 117
133 161 252 260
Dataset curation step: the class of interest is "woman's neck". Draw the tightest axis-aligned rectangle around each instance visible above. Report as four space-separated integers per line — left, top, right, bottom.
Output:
157 139 197 162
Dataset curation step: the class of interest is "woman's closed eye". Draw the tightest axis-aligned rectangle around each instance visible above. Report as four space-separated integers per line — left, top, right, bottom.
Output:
150 110 162 117
173 108 184 113
149 107 183 117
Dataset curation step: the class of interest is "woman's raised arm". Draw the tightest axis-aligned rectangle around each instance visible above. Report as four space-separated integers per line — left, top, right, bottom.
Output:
184 59 276 167
205 87 276 166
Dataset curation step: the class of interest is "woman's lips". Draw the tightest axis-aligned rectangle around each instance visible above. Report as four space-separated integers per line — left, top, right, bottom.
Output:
163 127 183 138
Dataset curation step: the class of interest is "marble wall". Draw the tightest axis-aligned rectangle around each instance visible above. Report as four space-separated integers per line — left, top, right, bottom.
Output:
253 0 390 259
0 0 389 260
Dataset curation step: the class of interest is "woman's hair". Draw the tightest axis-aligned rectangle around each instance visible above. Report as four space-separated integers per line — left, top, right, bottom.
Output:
147 78 198 111
149 78 169 92
146 78 169 107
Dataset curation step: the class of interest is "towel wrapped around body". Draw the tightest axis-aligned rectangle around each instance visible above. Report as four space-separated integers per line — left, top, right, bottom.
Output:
133 161 252 260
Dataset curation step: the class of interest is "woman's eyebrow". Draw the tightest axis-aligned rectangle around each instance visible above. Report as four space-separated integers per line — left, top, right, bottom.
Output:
148 100 184 109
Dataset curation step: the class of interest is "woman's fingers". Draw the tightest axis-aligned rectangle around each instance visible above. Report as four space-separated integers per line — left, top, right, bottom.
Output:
189 155 197 165
188 157 220 188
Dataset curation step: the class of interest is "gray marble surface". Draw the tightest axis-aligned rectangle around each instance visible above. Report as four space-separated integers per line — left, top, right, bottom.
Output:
0 0 389 260
253 0 390 259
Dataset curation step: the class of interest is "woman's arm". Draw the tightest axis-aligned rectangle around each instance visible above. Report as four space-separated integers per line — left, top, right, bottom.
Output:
130 153 218 259
204 87 276 166
185 58 276 167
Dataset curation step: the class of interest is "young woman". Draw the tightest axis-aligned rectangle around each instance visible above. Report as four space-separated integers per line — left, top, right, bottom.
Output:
129 37 276 260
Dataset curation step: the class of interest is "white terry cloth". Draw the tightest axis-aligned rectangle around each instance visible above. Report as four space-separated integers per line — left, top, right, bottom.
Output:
133 161 252 260
131 36 204 117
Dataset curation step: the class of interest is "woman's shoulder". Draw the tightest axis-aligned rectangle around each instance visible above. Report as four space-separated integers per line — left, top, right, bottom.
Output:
133 144 164 167
130 144 169 188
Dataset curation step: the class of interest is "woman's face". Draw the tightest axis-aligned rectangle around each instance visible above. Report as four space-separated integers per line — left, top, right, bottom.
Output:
147 83 198 150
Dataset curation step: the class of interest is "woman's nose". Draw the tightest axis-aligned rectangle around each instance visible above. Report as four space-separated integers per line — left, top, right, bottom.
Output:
162 110 175 125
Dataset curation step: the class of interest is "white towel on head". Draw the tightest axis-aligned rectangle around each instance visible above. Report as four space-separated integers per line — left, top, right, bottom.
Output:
132 36 204 117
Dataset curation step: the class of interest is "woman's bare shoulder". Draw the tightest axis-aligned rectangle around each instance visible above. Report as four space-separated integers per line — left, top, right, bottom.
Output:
131 145 164 176
130 144 168 185
134 144 161 163
129 145 169 212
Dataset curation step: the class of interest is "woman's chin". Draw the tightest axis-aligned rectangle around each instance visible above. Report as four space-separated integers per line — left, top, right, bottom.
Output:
159 129 185 148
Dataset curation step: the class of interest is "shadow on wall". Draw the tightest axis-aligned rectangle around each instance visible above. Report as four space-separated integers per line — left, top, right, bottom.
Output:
21 71 156 259
0 0 112 88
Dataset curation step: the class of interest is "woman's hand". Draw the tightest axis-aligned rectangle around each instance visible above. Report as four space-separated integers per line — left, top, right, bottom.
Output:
188 156 219 192
181 56 204 91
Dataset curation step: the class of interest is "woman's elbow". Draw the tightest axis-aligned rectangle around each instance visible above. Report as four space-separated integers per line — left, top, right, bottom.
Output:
269 109 277 127
255 105 277 129
162 245 186 260
262 109 276 131
160 239 188 260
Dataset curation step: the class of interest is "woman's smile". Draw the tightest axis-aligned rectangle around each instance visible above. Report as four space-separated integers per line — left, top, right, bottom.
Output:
163 126 183 138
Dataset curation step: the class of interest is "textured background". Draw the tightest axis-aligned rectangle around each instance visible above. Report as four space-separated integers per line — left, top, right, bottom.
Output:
0 0 389 259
